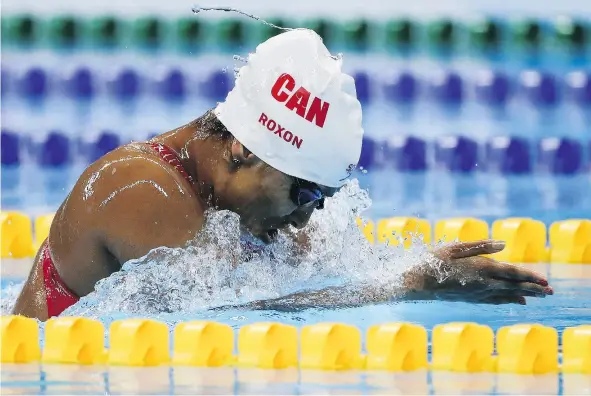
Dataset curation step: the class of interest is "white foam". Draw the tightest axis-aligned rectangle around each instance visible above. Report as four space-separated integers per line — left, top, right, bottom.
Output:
59 179 434 319
0 281 24 315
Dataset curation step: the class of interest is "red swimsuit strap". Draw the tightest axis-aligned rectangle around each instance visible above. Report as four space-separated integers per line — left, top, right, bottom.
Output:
149 143 195 185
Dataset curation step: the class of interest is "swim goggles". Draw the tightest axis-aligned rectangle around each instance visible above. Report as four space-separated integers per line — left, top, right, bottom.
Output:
290 177 333 209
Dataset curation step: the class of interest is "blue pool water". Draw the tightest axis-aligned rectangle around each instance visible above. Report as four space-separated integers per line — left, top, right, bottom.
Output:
1 181 591 395
2 262 591 395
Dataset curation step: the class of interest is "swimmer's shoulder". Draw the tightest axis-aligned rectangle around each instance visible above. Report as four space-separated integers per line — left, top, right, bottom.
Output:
61 141 204 223
87 141 195 194
51 141 206 266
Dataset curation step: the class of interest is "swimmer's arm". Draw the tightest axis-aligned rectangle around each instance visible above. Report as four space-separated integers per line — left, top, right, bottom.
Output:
250 286 430 311
242 240 552 310
238 270 431 311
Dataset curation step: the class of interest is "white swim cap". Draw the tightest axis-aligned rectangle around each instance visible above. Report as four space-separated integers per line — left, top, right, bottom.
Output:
215 28 364 188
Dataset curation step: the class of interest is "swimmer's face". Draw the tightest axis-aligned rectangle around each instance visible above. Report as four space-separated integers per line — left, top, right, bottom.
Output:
223 140 337 243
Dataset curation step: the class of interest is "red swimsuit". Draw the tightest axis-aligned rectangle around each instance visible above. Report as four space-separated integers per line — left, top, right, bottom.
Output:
42 143 194 317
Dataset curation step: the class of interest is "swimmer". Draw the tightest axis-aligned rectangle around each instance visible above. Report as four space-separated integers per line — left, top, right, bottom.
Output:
13 29 553 321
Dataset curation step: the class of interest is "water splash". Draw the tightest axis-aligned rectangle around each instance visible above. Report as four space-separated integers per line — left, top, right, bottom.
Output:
192 6 292 32
0 281 23 315
191 5 342 61
57 180 435 319
232 55 249 63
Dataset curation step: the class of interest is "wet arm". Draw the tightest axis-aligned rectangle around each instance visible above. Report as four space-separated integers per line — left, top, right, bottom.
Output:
237 267 433 311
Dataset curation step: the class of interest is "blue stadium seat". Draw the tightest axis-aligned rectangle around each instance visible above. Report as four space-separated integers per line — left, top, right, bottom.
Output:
519 70 559 106
434 136 479 173
87 131 121 163
485 136 531 174
387 136 427 171
357 137 376 170
107 68 141 100
62 66 94 99
383 71 417 103
1 129 20 166
565 71 591 106
154 68 186 100
475 70 511 106
36 132 71 166
17 67 48 99
537 137 583 174
200 70 233 102
353 71 371 104
429 70 463 104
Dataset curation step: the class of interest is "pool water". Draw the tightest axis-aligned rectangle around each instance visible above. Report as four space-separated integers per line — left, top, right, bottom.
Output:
2 363 591 394
2 261 590 395
1 178 591 395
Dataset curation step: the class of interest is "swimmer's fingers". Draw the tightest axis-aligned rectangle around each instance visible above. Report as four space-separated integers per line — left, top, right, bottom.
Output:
439 240 506 260
487 279 552 297
483 258 549 286
480 296 526 305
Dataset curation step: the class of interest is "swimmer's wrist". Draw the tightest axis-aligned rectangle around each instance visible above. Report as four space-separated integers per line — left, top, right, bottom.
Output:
398 267 436 302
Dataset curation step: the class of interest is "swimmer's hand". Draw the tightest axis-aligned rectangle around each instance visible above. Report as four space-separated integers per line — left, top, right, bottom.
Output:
402 240 553 305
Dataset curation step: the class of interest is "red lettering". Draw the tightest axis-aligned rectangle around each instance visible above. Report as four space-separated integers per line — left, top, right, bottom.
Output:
258 113 303 150
292 135 303 149
270 73 331 128
305 97 330 128
271 73 295 103
283 131 293 143
267 119 277 131
285 87 310 118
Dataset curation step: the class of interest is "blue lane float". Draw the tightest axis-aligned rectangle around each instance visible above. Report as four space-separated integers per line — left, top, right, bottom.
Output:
434 135 479 173
106 68 141 100
4 66 591 109
1 68 10 97
520 70 560 107
383 71 417 104
199 70 233 102
2 126 590 174
16 67 48 99
565 71 591 106
353 71 372 104
86 132 122 163
153 68 186 101
475 70 512 106
35 132 71 167
429 70 463 105
358 137 377 170
387 136 427 171
1 129 20 166
62 67 95 99
537 137 583 174
485 136 531 174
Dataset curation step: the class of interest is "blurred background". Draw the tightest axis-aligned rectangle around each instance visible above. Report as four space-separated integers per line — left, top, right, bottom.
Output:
1 0 590 224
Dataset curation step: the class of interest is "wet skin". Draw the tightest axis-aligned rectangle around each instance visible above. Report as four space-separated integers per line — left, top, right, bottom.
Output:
12 119 554 321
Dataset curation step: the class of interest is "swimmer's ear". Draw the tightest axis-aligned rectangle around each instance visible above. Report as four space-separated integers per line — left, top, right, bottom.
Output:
230 139 258 167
